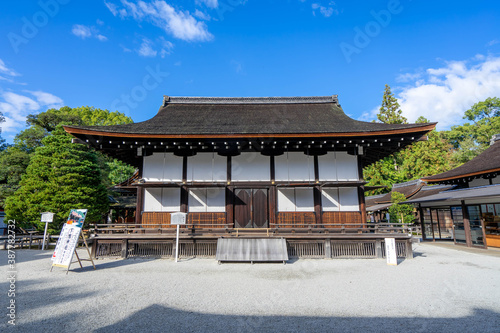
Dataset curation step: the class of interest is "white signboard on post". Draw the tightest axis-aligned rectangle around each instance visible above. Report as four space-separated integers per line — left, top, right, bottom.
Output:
40 212 55 251
385 238 398 266
51 209 87 268
171 212 187 263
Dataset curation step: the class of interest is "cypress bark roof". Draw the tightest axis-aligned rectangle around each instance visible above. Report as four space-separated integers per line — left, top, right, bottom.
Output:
64 96 434 137
423 139 500 183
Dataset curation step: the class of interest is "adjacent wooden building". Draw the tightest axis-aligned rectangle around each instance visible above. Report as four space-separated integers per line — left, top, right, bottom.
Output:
64 95 434 259
405 134 500 248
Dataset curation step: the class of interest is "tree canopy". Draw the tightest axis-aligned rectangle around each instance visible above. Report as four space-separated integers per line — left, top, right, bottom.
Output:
0 106 135 229
377 84 407 124
444 97 500 164
0 111 6 152
5 127 109 232
364 85 455 195
388 192 415 224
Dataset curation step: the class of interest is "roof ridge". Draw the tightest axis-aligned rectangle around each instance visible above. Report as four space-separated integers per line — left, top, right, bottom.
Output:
163 95 339 106
392 179 425 188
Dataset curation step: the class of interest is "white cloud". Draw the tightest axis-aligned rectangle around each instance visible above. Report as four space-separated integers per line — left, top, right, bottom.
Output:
72 24 92 39
158 37 174 57
120 44 132 52
197 0 218 9
0 91 64 139
0 59 19 77
194 9 211 21
312 2 338 17
96 34 108 41
137 39 157 57
71 24 108 41
0 62 63 141
29 91 64 108
487 39 499 47
358 106 379 122
107 0 213 42
135 37 174 58
396 71 423 83
395 56 500 130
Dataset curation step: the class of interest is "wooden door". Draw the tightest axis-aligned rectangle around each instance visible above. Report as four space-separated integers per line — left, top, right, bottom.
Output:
234 189 268 228
252 189 268 228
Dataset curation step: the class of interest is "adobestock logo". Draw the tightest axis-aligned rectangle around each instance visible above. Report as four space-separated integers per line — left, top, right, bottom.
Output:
7 0 70 54
339 0 404 64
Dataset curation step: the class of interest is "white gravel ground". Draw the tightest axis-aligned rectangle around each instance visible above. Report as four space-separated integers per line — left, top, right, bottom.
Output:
1 242 500 332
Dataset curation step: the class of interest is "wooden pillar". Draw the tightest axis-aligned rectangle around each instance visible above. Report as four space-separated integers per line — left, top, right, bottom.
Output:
461 200 472 247
358 187 367 225
226 156 233 227
181 156 188 214
270 155 277 227
418 204 426 241
429 209 436 241
226 186 234 227
135 187 144 224
313 155 322 225
357 155 367 225
180 186 188 213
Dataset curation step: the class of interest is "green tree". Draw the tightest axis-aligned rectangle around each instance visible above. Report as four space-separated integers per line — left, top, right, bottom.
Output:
5 127 109 232
445 97 500 163
399 130 453 180
0 106 135 205
0 147 30 207
388 192 414 224
365 85 408 194
377 84 407 124
0 110 7 152
364 87 454 195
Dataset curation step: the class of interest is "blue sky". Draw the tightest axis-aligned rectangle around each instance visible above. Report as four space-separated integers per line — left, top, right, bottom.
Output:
1 0 500 142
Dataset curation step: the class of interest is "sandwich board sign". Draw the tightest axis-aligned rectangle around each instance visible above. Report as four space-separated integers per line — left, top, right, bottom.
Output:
385 238 398 266
51 209 89 272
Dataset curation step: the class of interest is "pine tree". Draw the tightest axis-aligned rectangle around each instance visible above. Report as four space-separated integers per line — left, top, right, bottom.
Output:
377 84 407 124
5 127 109 232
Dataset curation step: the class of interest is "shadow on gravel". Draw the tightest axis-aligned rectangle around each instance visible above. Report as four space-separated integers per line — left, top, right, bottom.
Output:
88 304 499 333
69 257 155 273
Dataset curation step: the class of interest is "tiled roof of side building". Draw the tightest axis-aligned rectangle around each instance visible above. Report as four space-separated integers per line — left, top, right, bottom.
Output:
423 138 500 183
64 96 436 137
371 179 426 204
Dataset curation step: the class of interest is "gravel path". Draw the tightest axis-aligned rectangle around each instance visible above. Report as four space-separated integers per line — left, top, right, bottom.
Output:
1 243 499 332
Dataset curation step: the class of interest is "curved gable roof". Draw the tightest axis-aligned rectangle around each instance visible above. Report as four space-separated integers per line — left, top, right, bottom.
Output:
423 140 500 183
64 96 435 138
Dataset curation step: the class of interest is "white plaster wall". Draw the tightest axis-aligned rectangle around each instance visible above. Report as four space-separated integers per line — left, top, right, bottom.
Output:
144 188 180 212
206 188 226 212
188 188 206 212
231 153 270 182
277 188 314 212
295 188 315 212
339 187 359 211
188 188 225 212
322 188 340 212
335 152 359 181
187 153 227 182
318 152 359 181
318 152 337 181
143 153 183 182
275 152 314 182
277 188 295 212
161 188 181 211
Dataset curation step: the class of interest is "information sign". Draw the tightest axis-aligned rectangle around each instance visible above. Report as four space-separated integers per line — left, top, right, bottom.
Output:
385 238 398 266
